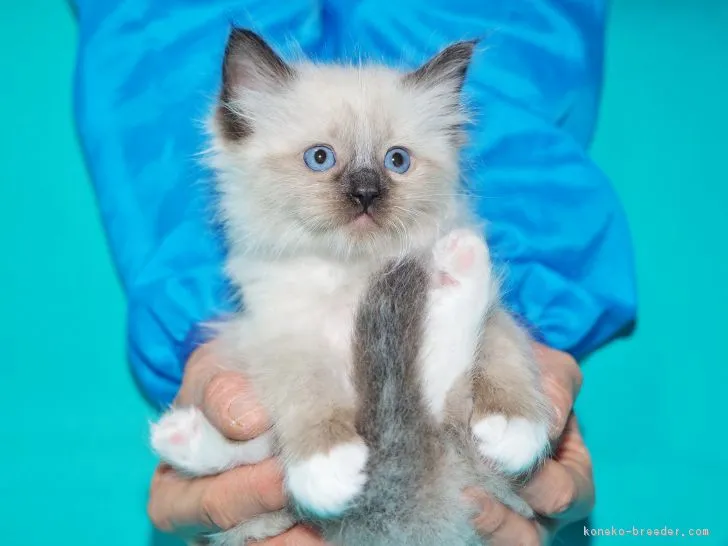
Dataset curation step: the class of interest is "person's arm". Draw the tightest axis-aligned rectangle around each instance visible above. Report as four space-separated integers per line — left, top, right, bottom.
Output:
349 0 637 356
73 0 326 405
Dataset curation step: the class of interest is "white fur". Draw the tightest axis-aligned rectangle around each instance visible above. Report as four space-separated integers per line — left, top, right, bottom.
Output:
150 406 272 476
286 442 369 516
472 415 550 474
422 230 495 419
224 255 367 359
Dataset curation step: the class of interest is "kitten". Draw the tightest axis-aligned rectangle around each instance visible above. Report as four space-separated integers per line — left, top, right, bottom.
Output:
151 29 551 545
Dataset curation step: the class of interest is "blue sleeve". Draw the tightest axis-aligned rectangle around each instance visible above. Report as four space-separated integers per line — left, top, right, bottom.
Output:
75 0 636 406
346 0 637 356
73 0 327 406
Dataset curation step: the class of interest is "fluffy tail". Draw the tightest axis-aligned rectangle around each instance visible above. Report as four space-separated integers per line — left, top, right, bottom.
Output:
326 257 478 545
353 256 438 497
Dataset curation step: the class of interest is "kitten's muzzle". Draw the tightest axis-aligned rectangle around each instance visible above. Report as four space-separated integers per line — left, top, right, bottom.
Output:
347 168 383 212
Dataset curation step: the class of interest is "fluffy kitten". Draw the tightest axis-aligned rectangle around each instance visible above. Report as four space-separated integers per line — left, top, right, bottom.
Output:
151 29 551 545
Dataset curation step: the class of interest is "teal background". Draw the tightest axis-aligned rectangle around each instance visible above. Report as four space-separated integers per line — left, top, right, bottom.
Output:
1 0 726 544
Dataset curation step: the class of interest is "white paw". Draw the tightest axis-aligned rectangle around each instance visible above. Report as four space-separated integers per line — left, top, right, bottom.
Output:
472 414 549 474
286 441 369 517
432 229 490 287
151 407 272 476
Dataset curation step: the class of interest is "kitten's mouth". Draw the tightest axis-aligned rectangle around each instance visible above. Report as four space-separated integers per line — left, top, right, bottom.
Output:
351 212 378 229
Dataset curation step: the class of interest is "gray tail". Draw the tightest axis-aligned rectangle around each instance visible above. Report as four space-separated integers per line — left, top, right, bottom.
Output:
316 256 519 545
341 257 455 542
353 256 436 469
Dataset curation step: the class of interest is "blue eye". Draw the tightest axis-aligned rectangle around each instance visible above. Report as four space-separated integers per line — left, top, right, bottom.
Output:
303 145 336 171
384 147 411 174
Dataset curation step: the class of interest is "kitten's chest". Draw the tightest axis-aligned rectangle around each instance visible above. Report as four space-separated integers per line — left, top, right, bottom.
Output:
233 256 370 349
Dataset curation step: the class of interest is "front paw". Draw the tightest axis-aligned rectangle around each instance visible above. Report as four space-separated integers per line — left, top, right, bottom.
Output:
472 414 549 474
151 406 272 476
286 441 369 518
151 406 217 474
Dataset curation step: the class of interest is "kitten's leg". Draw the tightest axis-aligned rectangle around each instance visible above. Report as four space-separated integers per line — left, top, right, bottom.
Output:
421 229 495 421
471 308 552 474
274 387 368 518
210 316 369 519
241 342 368 518
151 406 273 476
424 229 551 474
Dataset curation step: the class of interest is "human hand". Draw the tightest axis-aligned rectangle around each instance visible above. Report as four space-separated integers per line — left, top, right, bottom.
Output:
147 341 326 545
469 344 595 545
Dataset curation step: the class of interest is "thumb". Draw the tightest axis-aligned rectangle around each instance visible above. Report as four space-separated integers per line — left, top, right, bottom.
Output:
175 341 271 441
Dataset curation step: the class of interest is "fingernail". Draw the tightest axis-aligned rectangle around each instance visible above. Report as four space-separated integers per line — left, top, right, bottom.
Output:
227 392 259 432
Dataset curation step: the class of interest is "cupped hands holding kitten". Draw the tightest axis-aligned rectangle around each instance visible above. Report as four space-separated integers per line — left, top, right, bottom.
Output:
148 341 593 546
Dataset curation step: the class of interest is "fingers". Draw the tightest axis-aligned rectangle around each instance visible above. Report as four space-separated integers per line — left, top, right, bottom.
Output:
252 525 327 545
532 343 582 439
521 416 595 522
175 342 271 441
202 371 271 441
468 490 544 546
148 459 287 533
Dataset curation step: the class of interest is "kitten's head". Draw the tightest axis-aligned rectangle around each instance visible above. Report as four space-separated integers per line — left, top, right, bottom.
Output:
210 29 476 260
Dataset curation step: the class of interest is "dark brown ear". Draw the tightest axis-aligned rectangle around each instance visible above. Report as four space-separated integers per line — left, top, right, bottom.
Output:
404 40 478 93
217 28 294 140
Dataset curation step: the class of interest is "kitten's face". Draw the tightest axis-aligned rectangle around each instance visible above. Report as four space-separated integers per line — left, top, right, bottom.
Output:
211 30 475 259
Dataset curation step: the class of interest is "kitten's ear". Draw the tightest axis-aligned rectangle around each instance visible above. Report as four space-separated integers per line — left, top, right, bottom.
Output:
404 40 478 94
217 28 294 140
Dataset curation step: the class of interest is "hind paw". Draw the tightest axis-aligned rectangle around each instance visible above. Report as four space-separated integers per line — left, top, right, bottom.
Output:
472 414 549 474
286 441 369 518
